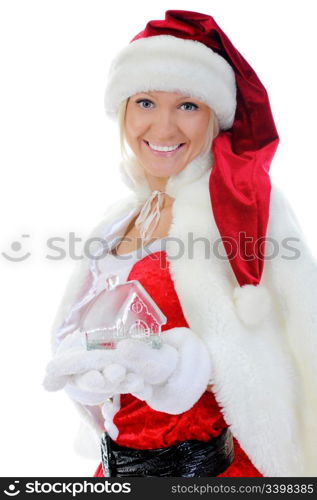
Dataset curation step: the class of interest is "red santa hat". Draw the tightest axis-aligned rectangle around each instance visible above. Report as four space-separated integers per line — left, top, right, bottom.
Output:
104 10 279 326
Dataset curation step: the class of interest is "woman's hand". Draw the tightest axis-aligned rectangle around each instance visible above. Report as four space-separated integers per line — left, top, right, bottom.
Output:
43 329 115 390
131 327 212 415
42 329 179 405
114 337 179 384
43 329 121 405
43 327 212 412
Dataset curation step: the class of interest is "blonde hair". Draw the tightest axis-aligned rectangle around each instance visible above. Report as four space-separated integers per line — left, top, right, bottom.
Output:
118 97 220 170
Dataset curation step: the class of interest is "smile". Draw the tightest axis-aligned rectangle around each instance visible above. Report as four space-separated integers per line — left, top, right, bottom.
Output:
143 140 185 157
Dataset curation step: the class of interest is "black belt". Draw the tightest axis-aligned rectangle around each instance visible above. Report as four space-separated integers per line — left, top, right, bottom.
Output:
100 427 234 477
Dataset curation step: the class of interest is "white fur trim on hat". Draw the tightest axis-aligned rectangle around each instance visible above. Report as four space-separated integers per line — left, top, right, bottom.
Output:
233 284 272 327
104 35 236 130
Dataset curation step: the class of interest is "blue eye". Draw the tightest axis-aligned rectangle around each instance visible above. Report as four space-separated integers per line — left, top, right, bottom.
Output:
136 99 154 109
134 99 198 111
179 102 198 111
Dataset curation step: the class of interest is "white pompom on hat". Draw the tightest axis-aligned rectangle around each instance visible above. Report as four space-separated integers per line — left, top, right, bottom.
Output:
233 285 272 327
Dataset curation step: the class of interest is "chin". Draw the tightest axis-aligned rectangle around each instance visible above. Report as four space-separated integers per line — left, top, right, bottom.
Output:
144 165 185 178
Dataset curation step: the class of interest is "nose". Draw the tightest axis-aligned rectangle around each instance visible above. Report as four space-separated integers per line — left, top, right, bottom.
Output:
150 108 179 141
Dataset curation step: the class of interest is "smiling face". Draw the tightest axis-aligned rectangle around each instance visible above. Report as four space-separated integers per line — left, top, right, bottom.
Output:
123 91 213 190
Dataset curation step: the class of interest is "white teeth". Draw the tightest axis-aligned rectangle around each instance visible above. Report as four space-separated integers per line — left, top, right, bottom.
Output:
148 142 181 152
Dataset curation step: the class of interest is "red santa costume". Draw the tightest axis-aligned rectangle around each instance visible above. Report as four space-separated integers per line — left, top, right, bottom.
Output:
43 10 317 477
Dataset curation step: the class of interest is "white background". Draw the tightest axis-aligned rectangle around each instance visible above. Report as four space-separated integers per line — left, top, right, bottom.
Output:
0 0 316 477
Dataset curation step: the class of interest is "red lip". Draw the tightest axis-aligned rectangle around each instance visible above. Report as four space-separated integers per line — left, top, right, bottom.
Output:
143 140 185 157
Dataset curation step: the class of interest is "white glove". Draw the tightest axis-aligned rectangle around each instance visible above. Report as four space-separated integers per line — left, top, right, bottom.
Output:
130 327 212 415
44 327 211 413
43 329 119 405
43 329 179 406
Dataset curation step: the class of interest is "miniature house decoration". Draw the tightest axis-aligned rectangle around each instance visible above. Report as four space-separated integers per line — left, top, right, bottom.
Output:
80 274 167 350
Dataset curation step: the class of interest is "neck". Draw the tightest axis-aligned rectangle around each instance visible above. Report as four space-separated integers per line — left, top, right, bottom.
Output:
144 171 168 192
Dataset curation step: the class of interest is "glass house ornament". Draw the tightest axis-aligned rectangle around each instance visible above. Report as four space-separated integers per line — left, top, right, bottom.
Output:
80 274 167 350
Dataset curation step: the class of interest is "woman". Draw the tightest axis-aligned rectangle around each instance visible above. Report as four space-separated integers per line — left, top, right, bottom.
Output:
43 10 317 477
